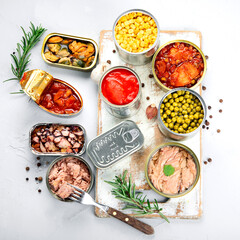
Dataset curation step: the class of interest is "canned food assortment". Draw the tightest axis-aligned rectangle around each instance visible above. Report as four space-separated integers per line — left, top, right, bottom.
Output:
16 9 208 204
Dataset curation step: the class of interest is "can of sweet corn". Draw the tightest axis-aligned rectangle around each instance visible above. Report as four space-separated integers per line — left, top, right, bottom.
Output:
113 9 160 65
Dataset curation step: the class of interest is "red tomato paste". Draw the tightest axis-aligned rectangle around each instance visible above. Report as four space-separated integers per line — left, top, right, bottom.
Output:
101 69 139 105
39 80 82 114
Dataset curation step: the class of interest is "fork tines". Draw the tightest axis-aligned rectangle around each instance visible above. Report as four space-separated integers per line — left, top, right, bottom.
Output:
67 183 86 193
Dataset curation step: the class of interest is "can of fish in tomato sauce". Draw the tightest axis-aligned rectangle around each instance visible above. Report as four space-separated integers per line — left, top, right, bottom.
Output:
99 66 142 118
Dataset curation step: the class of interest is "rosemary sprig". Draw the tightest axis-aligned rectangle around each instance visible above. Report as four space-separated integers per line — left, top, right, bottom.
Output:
105 170 169 223
5 22 47 83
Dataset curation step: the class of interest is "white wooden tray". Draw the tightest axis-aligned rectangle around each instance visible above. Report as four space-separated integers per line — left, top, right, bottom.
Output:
96 30 203 219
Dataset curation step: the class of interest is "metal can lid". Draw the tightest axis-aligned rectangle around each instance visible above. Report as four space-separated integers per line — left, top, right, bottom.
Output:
87 120 144 169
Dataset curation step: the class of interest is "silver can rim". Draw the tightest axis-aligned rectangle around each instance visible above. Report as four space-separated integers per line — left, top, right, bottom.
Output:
158 87 207 138
46 155 94 202
99 66 142 108
112 9 160 55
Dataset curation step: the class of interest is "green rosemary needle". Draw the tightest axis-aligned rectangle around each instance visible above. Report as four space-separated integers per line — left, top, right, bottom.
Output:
5 22 47 88
105 170 169 223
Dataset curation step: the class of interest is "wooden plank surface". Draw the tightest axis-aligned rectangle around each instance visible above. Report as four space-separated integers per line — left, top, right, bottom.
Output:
95 30 202 219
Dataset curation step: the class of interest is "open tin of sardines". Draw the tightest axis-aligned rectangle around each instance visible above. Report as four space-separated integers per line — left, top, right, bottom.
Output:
87 120 144 169
30 123 86 156
20 69 83 117
41 33 98 71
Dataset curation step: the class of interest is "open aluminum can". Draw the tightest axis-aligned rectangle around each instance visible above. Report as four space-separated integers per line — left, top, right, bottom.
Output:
29 123 86 156
113 9 160 65
87 120 144 169
145 142 200 198
46 155 94 202
157 88 207 141
99 66 142 118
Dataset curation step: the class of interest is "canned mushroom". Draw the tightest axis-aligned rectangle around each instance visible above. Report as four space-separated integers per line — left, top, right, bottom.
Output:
99 66 142 118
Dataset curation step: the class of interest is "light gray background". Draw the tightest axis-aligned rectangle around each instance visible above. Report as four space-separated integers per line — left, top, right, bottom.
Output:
0 0 239 239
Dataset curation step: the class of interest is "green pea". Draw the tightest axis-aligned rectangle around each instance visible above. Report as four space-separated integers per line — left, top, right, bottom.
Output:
196 106 201 111
167 118 172 123
163 98 168 103
177 90 182 95
179 96 184 102
178 127 184 133
198 118 203 124
187 98 191 103
174 107 179 112
185 119 191 124
177 117 182 123
173 102 178 107
163 114 167 118
191 122 196 127
160 109 163 114
166 102 170 108
166 110 171 115
194 113 199 119
165 123 169 128
184 114 188 119
173 93 178 98
169 123 174 129
182 110 187 115
169 99 174 104
172 117 177 122
175 98 179 103
161 104 164 109
182 123 188 129
166 94 172 99
171 112 175 117
187 108 191 113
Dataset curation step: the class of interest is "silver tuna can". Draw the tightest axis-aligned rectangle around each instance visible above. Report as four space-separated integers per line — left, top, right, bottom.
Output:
99 66 142 118
113 9 160 65
157 88 207 141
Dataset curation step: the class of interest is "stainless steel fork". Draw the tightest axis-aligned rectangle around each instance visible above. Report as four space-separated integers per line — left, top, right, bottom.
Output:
68 183 154 235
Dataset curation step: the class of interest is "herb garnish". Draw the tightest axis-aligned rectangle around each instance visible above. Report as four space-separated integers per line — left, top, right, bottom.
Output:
5 22 47 93
163 165 175 176
105 170 169 223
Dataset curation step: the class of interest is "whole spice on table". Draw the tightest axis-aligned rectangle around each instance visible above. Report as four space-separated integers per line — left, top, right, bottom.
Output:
202 86 206 91
38 177 43 182
105 170 169 223
26 167 30 171
26 178 29 181
219 99 223 103
149 74 153 78
146 96 150 100
205 55 209 59
217 129 221 133
208 158 212 162
204 161 208 165
37 162 41 167
112 49 116 53
209 115 213 118
146 104 158 120
208 106 211 110
38 189 42 193
142 83 145 88
107 60 111 64
219 109 222 113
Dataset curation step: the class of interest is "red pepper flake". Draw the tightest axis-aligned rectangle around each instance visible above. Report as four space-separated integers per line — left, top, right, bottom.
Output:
208 106 211 110
219 99 223 103
204 161 208 165
202 86 206 91
149 74 153 78
146 96 150 100
209 115 213 118
217 129 221 133
142 83 145 88
26 167 30 171
107 60 111 64
219 109 222 113
208 158 212 162
113 50 116 53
